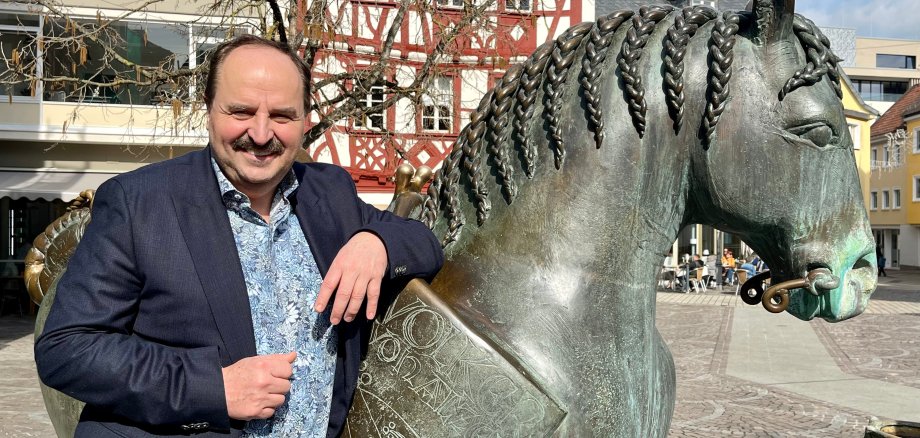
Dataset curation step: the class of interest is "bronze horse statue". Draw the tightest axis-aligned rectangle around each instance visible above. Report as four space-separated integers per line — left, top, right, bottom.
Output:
29 0 876 436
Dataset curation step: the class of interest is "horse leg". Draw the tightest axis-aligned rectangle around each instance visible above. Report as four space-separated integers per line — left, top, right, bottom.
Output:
651 328 676 437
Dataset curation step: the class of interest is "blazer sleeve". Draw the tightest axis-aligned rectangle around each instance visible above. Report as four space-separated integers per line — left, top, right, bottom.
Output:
342 176 443 282
34 179 229 429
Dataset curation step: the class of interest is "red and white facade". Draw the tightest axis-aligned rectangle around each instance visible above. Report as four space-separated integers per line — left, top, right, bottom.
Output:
301 0 592 204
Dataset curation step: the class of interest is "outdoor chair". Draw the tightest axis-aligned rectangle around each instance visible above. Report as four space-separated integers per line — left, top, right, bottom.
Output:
689 268 707 293
734 269 749 296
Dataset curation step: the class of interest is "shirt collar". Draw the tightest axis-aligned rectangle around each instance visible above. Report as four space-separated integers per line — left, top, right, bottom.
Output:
210 158 299 212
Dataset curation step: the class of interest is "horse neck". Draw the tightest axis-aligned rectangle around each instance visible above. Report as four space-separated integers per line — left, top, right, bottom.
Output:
436 135 690 302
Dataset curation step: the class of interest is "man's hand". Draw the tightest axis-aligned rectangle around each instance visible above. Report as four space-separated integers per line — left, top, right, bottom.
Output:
314 232 388 324
222 352 296 420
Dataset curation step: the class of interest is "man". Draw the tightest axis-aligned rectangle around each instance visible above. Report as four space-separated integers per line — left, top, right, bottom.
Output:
35 35 443 437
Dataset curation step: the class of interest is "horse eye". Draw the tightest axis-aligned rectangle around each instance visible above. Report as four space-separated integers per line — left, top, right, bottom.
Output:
788 122 837 148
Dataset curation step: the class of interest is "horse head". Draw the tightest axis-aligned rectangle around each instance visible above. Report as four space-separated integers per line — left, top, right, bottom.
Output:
688 0 876 321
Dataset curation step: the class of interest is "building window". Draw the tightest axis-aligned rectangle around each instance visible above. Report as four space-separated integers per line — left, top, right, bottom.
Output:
883 189 891 209
876 54 916 69
894 188 902 209
421 76 452 132
0 12 41 100
848 123 861 149
914 128 920 153
854 79 909 102
871 191 878 210
41 19 194 105
435 0 463 8
504 0 530 11
914 176 920 202
355 84 385 130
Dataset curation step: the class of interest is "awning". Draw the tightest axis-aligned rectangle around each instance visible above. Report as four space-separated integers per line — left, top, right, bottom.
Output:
0 170 119 201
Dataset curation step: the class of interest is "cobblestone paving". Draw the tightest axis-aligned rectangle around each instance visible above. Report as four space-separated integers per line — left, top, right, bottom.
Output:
658 303 871 437
813 313 920 391
0 316 54 437
0 294 912 437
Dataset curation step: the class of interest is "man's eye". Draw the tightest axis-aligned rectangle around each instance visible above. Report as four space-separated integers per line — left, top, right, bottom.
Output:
231 111 252 119
271 115 294 122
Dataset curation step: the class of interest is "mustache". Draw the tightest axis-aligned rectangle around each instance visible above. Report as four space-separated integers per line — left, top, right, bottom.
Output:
231 135 285 154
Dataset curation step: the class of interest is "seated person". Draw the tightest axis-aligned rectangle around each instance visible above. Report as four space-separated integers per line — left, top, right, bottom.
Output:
674 253 692 291
721 249 736 284
687 254 705 291
661 251 678 289
739 261 756 280
703 249 718 286
751 254 768 272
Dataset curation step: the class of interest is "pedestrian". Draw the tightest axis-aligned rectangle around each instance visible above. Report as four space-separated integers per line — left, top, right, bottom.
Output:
879 254 887 277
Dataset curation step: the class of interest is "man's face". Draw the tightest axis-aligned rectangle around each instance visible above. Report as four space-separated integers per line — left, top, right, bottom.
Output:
207 45 307 197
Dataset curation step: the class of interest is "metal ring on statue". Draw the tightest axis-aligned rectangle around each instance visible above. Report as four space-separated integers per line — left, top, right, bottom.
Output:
739 271 771 306
760 268 838 313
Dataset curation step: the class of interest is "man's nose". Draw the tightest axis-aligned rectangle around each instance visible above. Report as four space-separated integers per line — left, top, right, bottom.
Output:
247 113 274 146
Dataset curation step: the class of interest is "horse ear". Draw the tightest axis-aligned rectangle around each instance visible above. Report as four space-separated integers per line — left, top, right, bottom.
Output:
750 0 795 44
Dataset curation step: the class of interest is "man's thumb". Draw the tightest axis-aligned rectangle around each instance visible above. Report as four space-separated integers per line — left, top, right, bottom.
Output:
285 351 297 363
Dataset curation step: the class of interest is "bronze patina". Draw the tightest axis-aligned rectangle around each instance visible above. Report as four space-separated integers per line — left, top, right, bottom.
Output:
30 0 878 436
346 0 876 435
27 191 94 438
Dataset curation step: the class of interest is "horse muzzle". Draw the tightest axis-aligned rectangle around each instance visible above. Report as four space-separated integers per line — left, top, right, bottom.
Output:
740 251 877 321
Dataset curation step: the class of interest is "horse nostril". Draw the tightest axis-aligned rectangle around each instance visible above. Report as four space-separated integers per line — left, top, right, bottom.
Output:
806 267 839 295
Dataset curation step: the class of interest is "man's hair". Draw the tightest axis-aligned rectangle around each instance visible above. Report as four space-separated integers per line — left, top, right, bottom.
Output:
203 34 311 114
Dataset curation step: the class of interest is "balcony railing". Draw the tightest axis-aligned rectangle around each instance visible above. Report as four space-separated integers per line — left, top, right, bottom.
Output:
871 160 904 170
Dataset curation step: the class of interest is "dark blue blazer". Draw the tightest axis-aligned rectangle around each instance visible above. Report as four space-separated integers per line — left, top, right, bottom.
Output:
35 147 443 437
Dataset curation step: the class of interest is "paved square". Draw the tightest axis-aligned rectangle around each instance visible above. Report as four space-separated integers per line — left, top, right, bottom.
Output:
2 269 919 436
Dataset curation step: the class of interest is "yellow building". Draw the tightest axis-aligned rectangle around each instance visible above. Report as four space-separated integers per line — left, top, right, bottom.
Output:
841 74 880 212
869 85 920 269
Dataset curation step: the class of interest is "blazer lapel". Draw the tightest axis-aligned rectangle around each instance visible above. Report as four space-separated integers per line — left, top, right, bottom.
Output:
171 148 257 362
292 164 339 277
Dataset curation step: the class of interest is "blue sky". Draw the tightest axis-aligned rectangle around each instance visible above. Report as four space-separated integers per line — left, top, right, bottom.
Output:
797 0 920 40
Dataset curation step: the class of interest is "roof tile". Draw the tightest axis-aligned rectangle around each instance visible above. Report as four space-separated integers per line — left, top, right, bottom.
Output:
871 85 920 137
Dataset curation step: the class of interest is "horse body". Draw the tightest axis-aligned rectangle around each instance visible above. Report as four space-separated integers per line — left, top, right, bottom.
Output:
348 0 876 436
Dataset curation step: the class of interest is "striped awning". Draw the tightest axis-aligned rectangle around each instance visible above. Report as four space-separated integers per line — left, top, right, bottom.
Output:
0 170 118 201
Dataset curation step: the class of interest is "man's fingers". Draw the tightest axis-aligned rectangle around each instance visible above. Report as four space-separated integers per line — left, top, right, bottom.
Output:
365 279 381 320
265 393 287 408
343 279 369 323
315 267 342 312
265 353 295 379
257 408 276 420
267 378 291 395
330 271 357 325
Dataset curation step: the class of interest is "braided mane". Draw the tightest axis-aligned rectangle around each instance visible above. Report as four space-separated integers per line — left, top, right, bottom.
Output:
423 6 841 246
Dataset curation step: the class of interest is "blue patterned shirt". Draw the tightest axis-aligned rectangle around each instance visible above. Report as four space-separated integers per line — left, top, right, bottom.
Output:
212 160 337 438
